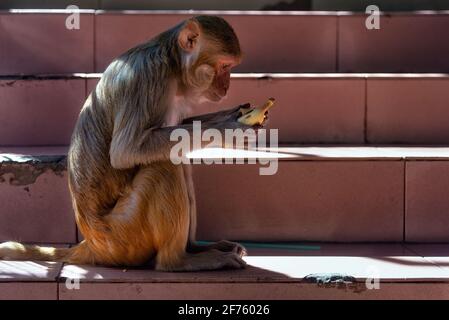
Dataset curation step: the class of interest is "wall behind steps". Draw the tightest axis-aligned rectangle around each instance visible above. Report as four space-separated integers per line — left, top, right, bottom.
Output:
0 0 448 10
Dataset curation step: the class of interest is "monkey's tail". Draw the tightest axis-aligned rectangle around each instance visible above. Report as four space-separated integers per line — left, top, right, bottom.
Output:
0 241 94 264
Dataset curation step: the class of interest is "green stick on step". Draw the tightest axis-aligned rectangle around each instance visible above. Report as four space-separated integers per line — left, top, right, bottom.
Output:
196 241 321 251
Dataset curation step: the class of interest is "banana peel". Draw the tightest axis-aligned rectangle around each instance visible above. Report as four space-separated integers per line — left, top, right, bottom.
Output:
238 98 275 126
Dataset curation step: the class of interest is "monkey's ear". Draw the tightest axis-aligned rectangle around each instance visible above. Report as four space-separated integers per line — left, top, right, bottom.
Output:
178 20 200 52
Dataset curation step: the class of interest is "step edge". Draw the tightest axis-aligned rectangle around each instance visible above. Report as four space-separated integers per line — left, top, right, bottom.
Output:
2 9 449 16
1 73 449 80
4 146 449 162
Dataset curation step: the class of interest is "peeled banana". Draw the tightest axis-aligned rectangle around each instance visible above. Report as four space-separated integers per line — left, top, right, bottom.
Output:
238 98 275 126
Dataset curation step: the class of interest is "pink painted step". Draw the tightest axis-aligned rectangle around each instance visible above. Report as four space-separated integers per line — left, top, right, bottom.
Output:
406 161 449 242
2 12 449 74
406 244 449 273
39 244 449 299
193 161 404 242
88 74 449 145
3 146 449 243
0 12 94 75
58 282 449 300
0 243 67 299
0 147 75 243
0 283 57 300
339 14 449 72
0 78 85 146
88 75 366 144
2 75 366 145
95 12 337 73
6 74 449 146
0 11 337 74
5 243 449 299
367 78 449 144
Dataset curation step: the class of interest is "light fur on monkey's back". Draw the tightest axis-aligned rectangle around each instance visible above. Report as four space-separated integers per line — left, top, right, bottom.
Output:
66 29 186 266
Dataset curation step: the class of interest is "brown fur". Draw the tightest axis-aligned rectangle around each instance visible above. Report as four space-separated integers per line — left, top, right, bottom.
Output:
0 16 250 271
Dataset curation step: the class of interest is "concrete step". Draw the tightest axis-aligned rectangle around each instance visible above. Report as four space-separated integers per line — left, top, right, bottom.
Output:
2 243 449 299
1 11 448 74
2 74 449 145
2 146 449 243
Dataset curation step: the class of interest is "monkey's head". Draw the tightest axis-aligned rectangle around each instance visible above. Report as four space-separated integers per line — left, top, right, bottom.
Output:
177 16 242 103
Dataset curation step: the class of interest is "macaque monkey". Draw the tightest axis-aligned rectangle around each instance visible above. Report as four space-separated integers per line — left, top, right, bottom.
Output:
0 16 264 271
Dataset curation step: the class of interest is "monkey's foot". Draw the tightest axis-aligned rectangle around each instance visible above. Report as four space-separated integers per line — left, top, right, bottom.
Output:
160 249 247 272
187 240 247 257
210 240 247 257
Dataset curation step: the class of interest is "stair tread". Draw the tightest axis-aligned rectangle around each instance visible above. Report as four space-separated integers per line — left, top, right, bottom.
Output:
3 145 449 161
4 10 449 15
0 146 69 163
2 72 449 79
61 243 449 283
2 244 449 283
0 244 68 282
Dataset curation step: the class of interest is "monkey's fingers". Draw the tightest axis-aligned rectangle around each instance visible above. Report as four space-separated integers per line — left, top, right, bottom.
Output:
234 104 252 120
235 245 247 257
226 241 247 257
239 102 251 109
228 103 250 112
237 98 275 126
213 240 246 256
238 103 252 115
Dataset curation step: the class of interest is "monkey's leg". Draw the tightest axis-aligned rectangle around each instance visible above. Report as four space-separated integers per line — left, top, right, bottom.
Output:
182 165 247 257
151 162 246 272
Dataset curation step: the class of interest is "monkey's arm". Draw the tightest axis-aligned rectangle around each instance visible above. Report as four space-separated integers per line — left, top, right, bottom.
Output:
182 103 251 124
110 121 252 170
110 123 190 169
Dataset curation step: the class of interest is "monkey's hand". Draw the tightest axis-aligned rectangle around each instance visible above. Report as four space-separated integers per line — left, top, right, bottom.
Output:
212 102 252 121
237 98 274 126
230 102 252 119
182 103 251 125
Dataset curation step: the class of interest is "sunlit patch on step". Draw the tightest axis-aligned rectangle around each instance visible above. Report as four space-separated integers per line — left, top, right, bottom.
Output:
242 256 449 281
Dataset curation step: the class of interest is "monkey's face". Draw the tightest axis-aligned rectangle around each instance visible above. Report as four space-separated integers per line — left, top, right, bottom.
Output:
178 19 241 104
202 57 240 102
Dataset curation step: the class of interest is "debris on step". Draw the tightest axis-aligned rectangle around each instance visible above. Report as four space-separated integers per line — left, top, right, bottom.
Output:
303 273 367 293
